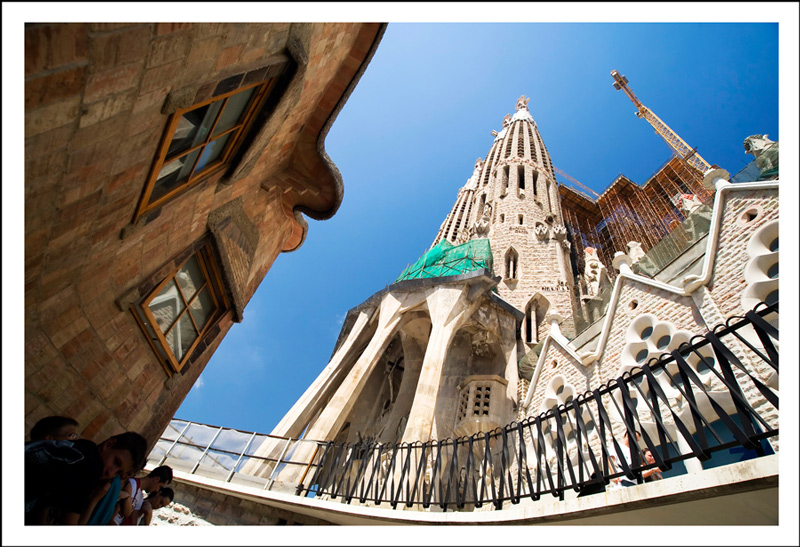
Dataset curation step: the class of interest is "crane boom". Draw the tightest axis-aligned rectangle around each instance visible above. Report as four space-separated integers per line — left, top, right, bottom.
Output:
553 166 601 198
611 70 711 173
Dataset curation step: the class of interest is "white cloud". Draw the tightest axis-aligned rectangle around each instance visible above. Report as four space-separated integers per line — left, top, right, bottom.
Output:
191 376 205 391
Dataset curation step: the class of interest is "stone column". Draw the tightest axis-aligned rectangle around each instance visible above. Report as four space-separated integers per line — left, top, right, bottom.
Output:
401 286 483 444
276 291 425 484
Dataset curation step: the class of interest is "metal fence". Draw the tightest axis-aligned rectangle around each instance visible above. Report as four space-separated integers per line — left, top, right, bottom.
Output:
150 302 778 512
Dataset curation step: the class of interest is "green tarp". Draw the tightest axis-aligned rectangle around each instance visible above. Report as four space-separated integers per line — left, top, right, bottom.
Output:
395 239 494 282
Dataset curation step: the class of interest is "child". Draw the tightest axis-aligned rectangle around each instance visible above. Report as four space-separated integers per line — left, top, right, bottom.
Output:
112 466 173 525
129 487 175 526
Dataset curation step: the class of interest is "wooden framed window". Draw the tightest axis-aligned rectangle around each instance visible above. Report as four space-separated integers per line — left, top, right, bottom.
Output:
136 79 276 219
133 243 229 373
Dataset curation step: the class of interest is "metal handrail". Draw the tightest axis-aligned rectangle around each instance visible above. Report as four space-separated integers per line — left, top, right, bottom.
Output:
149 301 778 511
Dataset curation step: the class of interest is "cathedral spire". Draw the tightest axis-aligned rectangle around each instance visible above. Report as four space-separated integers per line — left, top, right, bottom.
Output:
433 94 577 340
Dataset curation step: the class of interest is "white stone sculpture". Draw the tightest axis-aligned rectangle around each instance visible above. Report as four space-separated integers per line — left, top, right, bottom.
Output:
626 241 646 264
471 203 492 238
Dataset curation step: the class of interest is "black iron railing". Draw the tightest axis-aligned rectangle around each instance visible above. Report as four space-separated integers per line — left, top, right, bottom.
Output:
149 302 778 512
300 302 778 510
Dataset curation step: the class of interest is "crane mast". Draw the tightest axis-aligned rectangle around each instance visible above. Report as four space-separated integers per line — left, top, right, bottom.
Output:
611 70 711 173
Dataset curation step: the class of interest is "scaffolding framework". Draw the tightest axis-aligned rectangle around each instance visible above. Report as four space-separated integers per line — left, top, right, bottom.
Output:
559 155 712 276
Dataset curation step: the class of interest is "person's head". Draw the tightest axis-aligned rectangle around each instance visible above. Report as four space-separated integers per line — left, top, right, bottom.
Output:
624 430 641 446
147 465 173 488
644 449 655 465
98 432 147 481
30 416 79 442
148 487 174 510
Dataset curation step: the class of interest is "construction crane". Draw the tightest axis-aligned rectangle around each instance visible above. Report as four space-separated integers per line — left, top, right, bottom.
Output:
553 166 601 199
611 70 711 173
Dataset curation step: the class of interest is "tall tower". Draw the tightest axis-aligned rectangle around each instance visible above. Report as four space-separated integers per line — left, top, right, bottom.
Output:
434 96 578 342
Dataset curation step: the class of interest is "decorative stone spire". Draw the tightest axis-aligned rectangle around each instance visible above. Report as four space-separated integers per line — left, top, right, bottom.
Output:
432 94 577 339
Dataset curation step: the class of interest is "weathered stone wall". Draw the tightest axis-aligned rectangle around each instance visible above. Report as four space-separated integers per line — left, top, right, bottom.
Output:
171 480 333 525
523 184 780 451
24 23 383 446
707 188 779 320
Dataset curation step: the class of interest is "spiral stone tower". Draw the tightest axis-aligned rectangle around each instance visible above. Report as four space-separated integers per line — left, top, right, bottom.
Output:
434 96 578 344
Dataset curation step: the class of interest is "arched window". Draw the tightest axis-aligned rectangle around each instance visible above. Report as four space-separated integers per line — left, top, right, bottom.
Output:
545 179 553 212
517 164 525 191
505 248 519 279
524 294 550 344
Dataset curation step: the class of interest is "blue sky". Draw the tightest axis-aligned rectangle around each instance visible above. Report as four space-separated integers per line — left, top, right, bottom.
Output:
175 21 785 434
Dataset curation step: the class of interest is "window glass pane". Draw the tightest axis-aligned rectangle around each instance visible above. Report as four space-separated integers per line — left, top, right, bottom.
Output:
176 255 205 302
149 279 185 335
195 133 232 174
213 87 256 137
150 148 200 203
189 286 217 331
167 101 223 157
173 312 199 362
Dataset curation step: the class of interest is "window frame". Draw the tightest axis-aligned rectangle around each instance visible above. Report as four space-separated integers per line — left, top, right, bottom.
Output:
133 242 230 374
135 78 276 220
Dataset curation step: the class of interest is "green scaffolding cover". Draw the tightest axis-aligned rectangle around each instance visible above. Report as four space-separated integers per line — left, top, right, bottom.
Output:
395 239 494 282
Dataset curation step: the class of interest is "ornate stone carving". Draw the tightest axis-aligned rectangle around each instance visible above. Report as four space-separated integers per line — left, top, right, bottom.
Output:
677 194 704 216
744 134 775 158
533 223 549 241
551 225 568 241
582 246 611 299
626 240 646 264
515 95 530 112
470 330 493 358
471 203 492 238
744 134 779 179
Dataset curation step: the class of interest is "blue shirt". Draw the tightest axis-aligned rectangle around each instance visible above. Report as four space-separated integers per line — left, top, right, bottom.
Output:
87 475 121 525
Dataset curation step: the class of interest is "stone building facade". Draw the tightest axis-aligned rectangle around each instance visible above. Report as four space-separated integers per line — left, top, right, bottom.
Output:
24 22 386 446
265 96 778 491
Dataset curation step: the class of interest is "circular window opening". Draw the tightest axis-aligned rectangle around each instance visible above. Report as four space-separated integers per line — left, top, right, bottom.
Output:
767 262 778 279
696 357 714 374
629 299 639 311
564 395 573 406
640 326 653 340
556 384 565 396
656 335 671 350
635 349 649 364
551 360 558 369
741 209 759 223
584 420 595 431
769 237 778 252
566 430 576 442
765 290 778 306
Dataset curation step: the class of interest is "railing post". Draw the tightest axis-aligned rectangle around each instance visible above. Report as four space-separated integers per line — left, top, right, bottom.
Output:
191 426 224 474
158 420 192 466
265 437 294 490
226 431 258 483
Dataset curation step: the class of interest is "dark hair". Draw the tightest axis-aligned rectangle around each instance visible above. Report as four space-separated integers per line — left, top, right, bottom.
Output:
30 416 78 441
105 432 148 472
148 465 173 485
156 487 175 502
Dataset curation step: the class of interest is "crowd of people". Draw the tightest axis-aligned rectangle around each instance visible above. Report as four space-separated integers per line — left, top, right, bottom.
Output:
25 415 175 526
